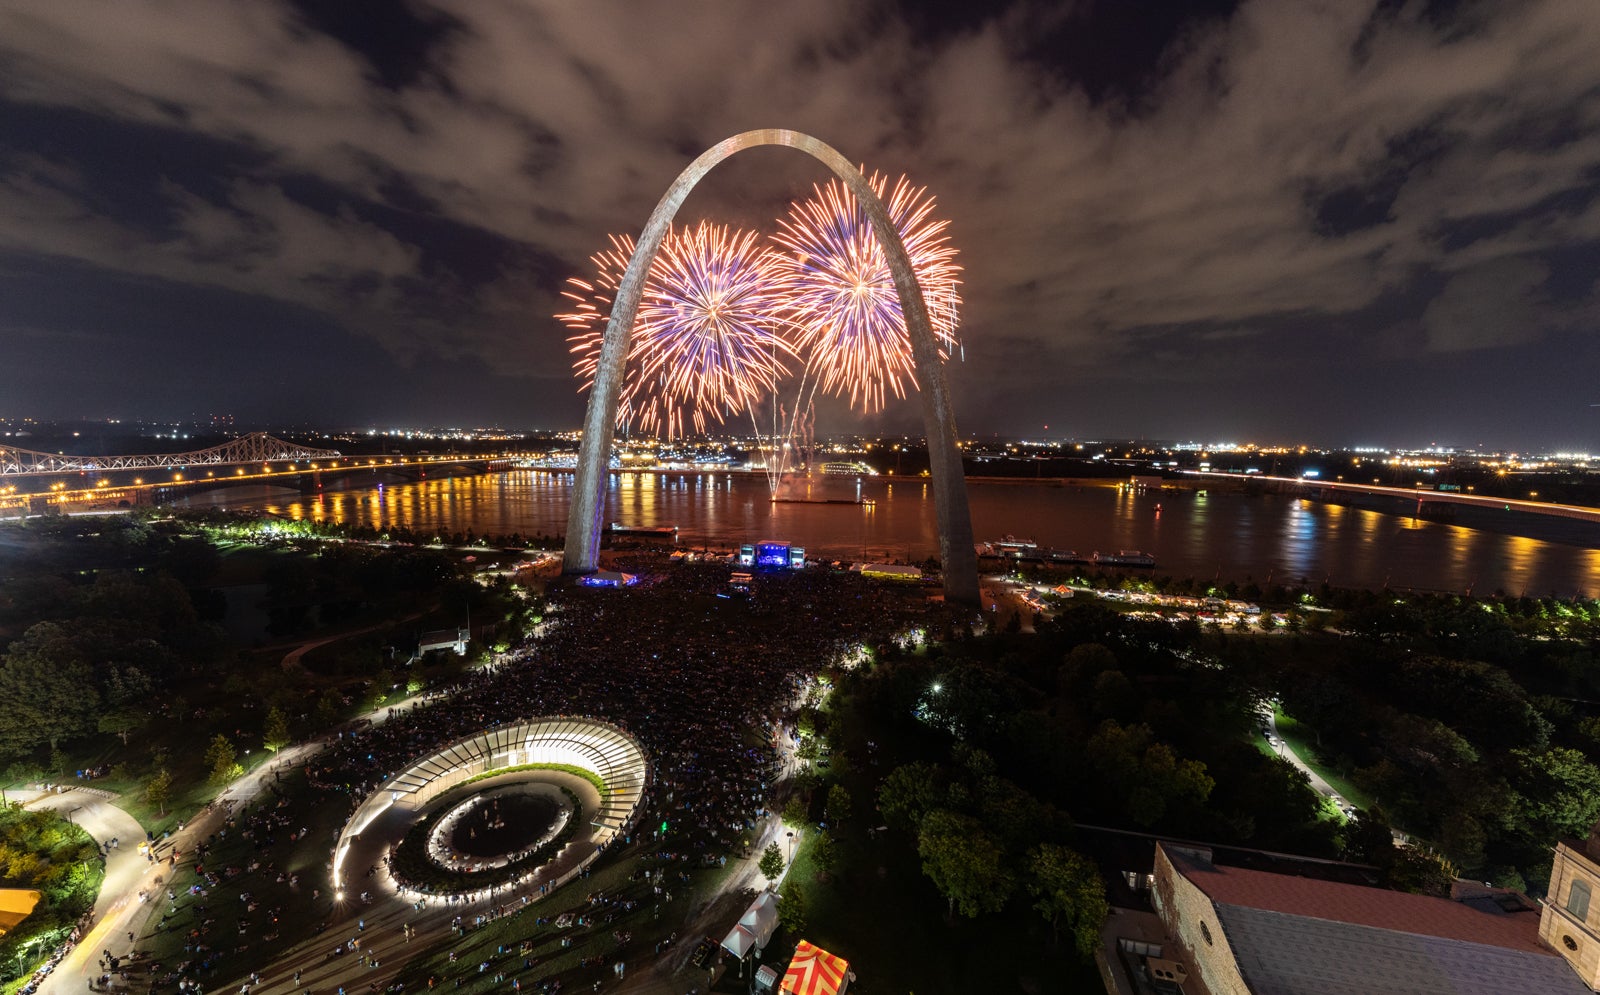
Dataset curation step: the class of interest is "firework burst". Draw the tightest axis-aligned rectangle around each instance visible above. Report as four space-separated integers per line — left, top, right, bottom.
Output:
559 222 798 437
770 171 962 412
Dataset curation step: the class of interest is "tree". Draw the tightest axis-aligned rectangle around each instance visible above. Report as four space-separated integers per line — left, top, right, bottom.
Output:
145 768 173 816
1384 846 1458 897
825 784 852 827
1512 746 1600 840
811 831 837 880
204 734 239 785
1084 720 1214 827
98 710 147 746
778 878 807 933
0 622 100 756
370 668 396 708
262 706 291 753
315 689 342 725
782 794 809 828
917 809 1013 920
759 841 785 884
1027 844 1110 958
878 762 943 832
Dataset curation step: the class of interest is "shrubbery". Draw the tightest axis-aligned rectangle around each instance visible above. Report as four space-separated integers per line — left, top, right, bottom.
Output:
0 803 103 983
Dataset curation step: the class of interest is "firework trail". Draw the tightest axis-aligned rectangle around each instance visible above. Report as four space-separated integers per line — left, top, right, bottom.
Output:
559 222 798 438
770 170 962 414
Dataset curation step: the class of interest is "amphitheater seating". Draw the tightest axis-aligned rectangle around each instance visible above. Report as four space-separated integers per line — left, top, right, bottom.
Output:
381 717 646 831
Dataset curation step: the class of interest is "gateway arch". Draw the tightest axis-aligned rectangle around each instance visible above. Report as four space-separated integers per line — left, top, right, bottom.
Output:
562 129 980 606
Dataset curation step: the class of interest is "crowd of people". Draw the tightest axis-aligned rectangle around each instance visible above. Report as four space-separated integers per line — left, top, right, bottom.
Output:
122 556 942 993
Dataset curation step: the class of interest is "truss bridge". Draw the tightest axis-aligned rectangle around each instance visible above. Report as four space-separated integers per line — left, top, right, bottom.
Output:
0 432 342 477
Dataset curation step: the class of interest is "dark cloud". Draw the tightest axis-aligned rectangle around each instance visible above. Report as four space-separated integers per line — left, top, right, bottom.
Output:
0 0 1596 447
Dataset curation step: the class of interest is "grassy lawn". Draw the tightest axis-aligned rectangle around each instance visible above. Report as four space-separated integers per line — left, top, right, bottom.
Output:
1248 729 1278 760
1273 706 1374 813
782 821 1101 994
130 766 357 981
767 756 1102 995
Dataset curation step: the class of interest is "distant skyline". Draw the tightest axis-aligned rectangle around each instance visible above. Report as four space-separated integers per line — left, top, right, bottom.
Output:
1 415 1587 459
2 1 1598 451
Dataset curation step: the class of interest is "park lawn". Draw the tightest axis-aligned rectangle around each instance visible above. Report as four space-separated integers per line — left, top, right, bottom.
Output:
132 767 363 984
774 815 1102 995
1273 706 1375 813
70 718 276 836
768 734 1102 995
1249 730 1279 760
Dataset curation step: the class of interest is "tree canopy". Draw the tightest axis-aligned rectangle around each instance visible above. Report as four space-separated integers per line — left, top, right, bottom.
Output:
917 809 1013 919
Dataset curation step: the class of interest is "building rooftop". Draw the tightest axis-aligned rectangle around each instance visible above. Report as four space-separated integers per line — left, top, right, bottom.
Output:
1165 846 1590 995
1167 846 1546 954
1217 904 1588 995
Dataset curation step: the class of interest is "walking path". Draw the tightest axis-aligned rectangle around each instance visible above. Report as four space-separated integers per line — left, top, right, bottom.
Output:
30 695 414 995
279 609 425 678
1260 705 1409 845
16 786 147 995
28 661 807 995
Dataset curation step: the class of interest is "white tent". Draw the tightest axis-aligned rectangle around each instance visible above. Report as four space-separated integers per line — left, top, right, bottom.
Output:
722 890 781 960
741 891 779 940
722 923 760 959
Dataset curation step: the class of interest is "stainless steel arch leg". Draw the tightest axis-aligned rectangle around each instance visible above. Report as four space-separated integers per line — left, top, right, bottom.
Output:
563 130 979 605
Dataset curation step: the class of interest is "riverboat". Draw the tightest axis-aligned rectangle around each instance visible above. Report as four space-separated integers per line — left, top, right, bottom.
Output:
1092 550 1157 567
1046 549 1087 563
982 535 1038 554
609 523 679 537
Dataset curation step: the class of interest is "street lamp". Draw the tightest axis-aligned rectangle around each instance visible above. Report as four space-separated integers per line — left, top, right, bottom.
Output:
786 830 795 864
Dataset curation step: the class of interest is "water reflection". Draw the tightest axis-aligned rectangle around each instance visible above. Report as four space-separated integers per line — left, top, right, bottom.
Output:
174 471 1598 595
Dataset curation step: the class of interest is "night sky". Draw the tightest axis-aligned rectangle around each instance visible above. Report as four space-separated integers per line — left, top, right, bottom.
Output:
2 0 1597 450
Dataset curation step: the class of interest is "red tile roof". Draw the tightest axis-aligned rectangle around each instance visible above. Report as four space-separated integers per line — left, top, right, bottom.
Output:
1164 846 1548 956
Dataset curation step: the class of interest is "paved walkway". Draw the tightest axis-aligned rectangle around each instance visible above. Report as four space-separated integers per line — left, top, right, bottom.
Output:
1260 706 1345 803
27 664 803 995
279 610 425 678
29 692 423 995
18 786 148 995
1260 705 1409 845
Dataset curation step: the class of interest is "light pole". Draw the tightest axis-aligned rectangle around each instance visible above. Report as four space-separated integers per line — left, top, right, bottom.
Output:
786 830 795 864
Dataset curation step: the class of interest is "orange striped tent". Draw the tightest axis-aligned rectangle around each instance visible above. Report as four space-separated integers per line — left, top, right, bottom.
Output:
780 939 849 995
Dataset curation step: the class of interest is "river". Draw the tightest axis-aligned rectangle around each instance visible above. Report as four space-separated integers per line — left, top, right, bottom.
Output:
172 470 1600 597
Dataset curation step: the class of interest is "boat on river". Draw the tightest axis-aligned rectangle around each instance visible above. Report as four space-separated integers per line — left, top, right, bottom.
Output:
1092 550 1157 567
981 535 1037 554
609 523 679 537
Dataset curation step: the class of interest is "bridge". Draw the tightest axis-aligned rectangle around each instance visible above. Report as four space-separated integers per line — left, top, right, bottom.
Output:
0 434 513 517
0 431 341 476
1179 470 1600 525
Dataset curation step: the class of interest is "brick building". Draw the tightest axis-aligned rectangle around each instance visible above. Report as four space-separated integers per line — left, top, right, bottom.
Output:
1146 841 1592 994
